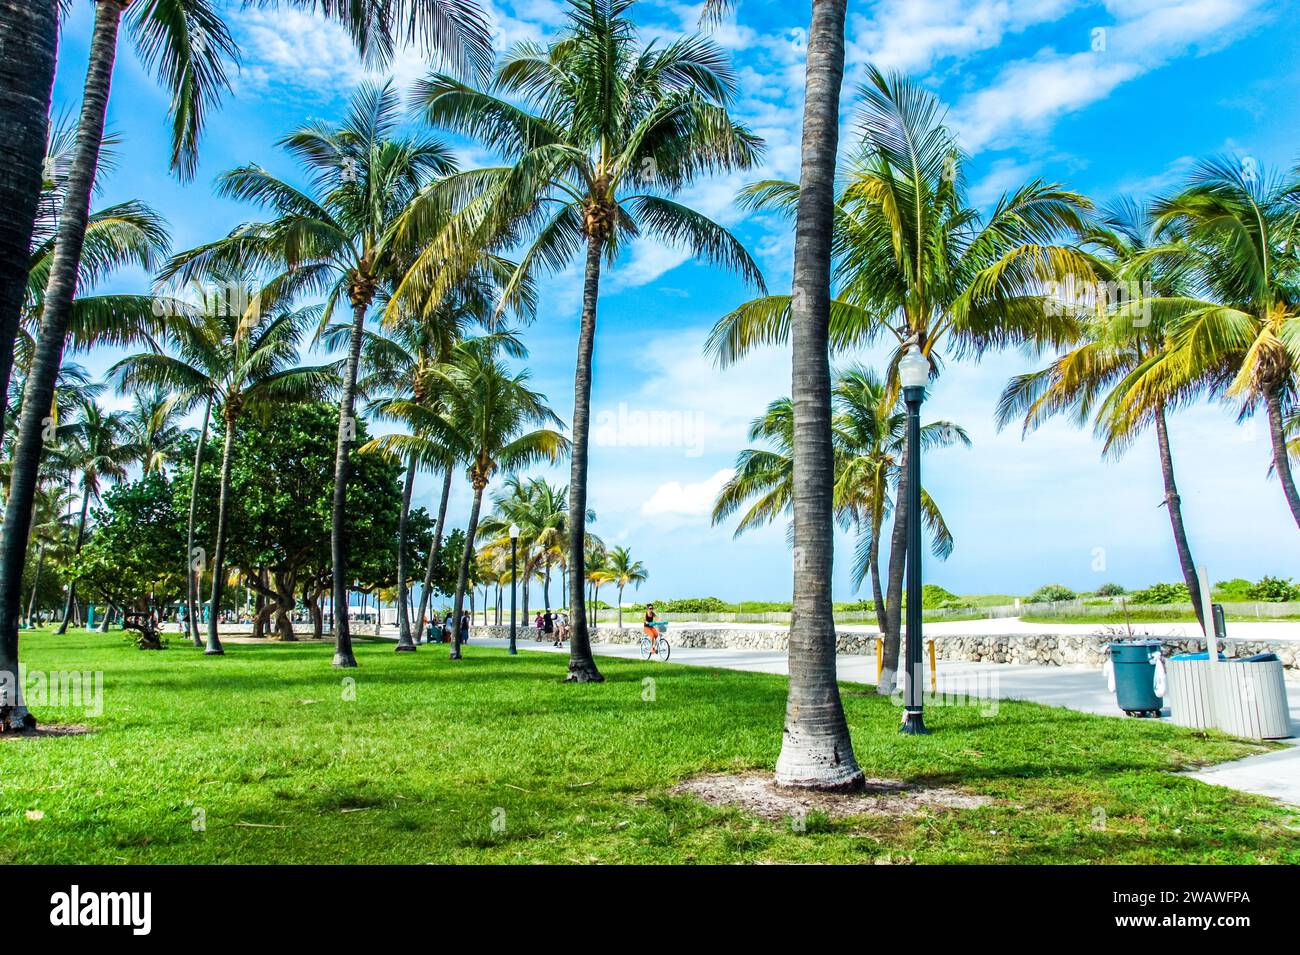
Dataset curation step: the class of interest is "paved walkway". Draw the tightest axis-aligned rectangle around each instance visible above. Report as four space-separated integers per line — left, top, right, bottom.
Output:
463 632 1300 807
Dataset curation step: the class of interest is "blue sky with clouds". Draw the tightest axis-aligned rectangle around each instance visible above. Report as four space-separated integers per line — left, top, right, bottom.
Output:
51 0 1300 601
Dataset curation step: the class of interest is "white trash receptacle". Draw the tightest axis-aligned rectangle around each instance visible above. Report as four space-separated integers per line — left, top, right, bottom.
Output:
1211 654 1293 740
1166 652 1221 729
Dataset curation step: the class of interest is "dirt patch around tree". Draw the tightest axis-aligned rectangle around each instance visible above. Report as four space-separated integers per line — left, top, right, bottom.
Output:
671 771 991 821
1 724 94 741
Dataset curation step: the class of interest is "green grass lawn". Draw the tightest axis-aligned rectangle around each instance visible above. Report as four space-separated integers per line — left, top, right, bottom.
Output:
2 629 1297 864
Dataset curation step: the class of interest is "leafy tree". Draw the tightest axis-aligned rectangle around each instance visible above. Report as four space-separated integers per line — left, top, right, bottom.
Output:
173 401 404 641
74 472 187 649
1131 582 1190 604
1245 576 1300 602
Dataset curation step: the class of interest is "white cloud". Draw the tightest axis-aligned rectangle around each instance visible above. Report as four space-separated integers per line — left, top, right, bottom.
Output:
642 468 735 516
953 0 1267 152
846 0 1077 75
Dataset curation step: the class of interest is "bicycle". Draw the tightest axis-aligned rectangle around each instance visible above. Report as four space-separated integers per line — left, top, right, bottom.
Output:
638 621 671 661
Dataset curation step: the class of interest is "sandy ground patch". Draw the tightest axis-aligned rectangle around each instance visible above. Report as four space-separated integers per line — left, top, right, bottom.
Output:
671 771 991 821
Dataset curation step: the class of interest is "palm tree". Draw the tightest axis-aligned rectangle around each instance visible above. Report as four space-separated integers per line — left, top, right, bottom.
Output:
53 397 135 634
163 83 458 667
699 0 859 787
0 1 61 456
710 69 1093 697
377 340 568 659
714 371 966 636
414 0 765 680
584 537 609 627
110 287 334 654
997 197 1213 627
24 483 76 630
126 387 188 475
604 546 647 628
1123 158 1300 529
351 284 529 650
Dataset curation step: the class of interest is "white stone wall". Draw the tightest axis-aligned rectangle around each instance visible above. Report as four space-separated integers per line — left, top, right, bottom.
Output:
470 624 1299 672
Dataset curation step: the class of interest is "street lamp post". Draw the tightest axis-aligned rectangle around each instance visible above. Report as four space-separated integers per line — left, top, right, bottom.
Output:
899 343 931 736
508 523 520 655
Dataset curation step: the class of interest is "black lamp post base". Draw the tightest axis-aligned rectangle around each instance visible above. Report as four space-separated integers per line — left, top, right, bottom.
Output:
899 710 930 735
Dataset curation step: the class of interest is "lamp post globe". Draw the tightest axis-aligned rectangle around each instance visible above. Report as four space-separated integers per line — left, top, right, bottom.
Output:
508 524 520 655
899 343 931 735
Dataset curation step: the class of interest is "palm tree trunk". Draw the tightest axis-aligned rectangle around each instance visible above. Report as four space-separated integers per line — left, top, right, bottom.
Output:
1266 387 1300 530
1154 404 1204 630
394 452 418 652
775 0 862 791
25 541 45 629
0 0 58 450
329 299 368 668
415 465 452 641
0 0 126 732
185 396 212 647
449 484 484 660
617 585 623 629
56 487 92 634
881 445 908 695
868 517 888 635
565 234 604 682
204 415 236 655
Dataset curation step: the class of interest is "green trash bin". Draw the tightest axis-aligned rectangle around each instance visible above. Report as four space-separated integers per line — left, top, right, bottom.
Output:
1107 640 1165 717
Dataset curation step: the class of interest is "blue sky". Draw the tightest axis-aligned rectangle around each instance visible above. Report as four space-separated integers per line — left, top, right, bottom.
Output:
51 0 1300 601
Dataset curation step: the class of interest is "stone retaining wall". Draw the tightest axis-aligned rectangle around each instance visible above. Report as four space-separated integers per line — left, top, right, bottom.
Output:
470 624 1300 673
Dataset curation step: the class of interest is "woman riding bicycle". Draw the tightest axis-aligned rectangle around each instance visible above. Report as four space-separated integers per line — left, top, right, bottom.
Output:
642 604 660 652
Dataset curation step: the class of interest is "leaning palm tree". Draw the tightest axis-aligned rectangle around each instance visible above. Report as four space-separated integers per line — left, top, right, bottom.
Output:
413 0 765 680
53 397 135 634
162 83 458 667
998 197 1214 627
604 546 647 628
710 69 1094 696
1120 158 1300 529
376 340 569 660
110 286 335 654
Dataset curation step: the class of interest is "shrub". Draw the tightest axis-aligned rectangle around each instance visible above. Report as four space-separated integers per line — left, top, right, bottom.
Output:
1094 582 1127 597
655 597 729 613
921 584 959 609
1245 576 1300 602
1130 582 1189 604
1214 579 1253 600
1028 584 1077 603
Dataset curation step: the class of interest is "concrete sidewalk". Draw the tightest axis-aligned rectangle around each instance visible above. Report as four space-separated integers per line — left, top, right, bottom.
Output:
463 632 1300 807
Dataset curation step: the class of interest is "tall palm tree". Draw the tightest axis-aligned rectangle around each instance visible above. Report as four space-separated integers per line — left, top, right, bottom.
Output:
710 69 1093 696
163 83 457 666
1122 158 1300 529
604 546 646 628
24 483 76 630
377 339 568 659
998 197 1212 627
700 0 860 788
110 287 334 654
0 0 58 455
53 396 134 634
584 537 609 627
414 0 765 680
